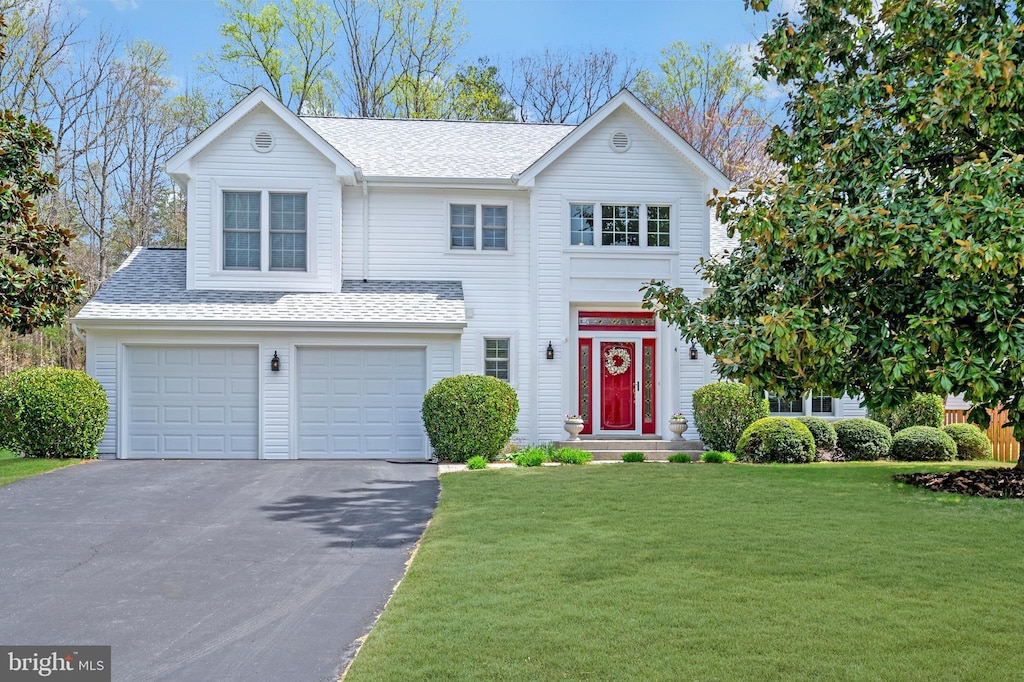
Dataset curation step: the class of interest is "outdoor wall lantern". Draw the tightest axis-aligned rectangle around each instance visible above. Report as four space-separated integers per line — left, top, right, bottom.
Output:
689 342 699 361
546 342 555 360
271 351 281 372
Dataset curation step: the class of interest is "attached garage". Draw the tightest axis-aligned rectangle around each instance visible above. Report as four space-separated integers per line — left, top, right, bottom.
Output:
124 346 259 459
297 347 428 459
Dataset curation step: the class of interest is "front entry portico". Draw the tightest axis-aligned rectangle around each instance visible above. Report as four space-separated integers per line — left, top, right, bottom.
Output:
578 311 656 436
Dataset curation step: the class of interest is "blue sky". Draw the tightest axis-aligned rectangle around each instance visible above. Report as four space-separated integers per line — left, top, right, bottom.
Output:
66 0 788 91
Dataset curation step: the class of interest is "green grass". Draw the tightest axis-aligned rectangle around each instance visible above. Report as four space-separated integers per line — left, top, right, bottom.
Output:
0 448 82 487
344 462 1024 681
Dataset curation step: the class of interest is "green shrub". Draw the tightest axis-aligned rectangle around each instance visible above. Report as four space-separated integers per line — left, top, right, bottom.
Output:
890 393 945 431
795 416 837 457
621 451 645 462
736 417 815 463
465 455 488 469
513 447 547 467
692 383 769 453
942 423 993 460
701 451 736 463
667 452 692 463
421 375 519 462
551 447 592 465
890 426 957 461
833 418 893 461
0 367 108 459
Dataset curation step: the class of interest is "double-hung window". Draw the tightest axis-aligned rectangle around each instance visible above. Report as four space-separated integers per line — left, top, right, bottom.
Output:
223 190 307 272
223 192 261 270
450 203 509 252
768 394 804 415
484 338 510 381
270 193 307 271
569 202 671 248
768 392 836 416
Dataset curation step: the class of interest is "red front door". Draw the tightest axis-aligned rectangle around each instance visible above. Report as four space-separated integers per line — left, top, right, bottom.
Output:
600 341 635 430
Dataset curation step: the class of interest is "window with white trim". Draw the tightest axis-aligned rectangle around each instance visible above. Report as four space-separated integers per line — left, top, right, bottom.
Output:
450 204 475 249
222 190 308 272
449 203 509 252
768 392 836 416
569 202 671 248
484 338 510 381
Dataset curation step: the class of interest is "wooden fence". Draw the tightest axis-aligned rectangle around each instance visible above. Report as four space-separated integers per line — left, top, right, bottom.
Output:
944 409 1020 462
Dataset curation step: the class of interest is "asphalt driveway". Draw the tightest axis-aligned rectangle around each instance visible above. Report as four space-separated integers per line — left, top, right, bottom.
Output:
0 459 439 682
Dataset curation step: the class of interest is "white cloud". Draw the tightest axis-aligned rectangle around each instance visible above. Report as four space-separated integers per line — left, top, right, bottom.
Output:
108 0 139 10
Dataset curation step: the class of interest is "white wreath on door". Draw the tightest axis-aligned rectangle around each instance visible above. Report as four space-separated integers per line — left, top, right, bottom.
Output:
604 347 631 376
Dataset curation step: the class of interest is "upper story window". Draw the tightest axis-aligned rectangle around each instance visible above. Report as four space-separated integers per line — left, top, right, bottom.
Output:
449 203 509 252
484 338 510 381
570 202 671 248
223 190 307 272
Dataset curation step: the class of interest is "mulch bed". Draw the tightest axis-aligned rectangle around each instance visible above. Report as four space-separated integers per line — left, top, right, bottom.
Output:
894 467 1024 499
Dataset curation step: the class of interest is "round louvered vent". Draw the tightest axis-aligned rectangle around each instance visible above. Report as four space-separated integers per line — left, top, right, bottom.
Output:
610 130 631 152
252 130 275 153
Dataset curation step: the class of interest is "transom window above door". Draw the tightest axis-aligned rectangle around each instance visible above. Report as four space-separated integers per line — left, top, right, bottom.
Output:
223 190 307 272
569 202 672 248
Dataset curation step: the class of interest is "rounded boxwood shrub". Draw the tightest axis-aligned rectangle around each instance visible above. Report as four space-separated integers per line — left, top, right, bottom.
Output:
942 423 993 461
421 374 519 462
0 367 108 458
833 418 892 461
736 417 815 463
692 382 769 453
890 426 957 461
795 416 837 457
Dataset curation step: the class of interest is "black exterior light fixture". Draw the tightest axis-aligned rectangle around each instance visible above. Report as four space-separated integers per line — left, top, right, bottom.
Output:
689 342 699 361
271 351 281 372
546 342 555 360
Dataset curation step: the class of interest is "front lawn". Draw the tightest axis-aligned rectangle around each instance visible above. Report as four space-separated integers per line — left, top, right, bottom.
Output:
0 448 82 487
344 462 1024 681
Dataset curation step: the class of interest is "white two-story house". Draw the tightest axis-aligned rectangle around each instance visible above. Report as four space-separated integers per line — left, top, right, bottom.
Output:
72 88 865 460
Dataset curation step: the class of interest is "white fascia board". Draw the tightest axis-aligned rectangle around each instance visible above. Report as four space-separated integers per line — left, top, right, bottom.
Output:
165 87 358 181
515 89 733 190
70 319 468 334
364 175 520 190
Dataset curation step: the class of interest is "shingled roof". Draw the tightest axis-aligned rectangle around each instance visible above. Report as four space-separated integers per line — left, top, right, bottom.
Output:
302 117 574 179
74 248 466 328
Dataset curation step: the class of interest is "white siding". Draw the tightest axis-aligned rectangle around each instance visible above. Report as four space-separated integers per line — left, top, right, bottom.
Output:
532 108 709 441
87 329 458 459
341 185 535 440
190 108 341 292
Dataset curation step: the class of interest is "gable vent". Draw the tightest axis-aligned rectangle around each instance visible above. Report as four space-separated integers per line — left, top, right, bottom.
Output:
252 130 275 153
610 131 631 152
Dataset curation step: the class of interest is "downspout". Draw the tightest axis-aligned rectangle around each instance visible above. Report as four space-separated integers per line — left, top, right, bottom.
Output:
71 322 85 343
358 169 369 280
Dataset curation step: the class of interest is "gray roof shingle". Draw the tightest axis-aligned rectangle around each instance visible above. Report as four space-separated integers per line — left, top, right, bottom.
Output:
74 249 466 327
302 117 574 179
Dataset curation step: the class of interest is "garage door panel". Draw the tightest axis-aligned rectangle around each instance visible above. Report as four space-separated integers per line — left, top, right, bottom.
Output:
297 347 427 459
125 346 258 459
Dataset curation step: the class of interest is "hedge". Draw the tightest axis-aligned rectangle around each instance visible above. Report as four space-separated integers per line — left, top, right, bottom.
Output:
942 423 993 460
421 374 519 462
736 417 815 463
833 418 892 461
692 383 769 453
890 426 957 461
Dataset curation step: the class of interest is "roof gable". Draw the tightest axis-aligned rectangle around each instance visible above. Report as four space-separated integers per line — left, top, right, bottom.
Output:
165 87 357 184
515 90 732 189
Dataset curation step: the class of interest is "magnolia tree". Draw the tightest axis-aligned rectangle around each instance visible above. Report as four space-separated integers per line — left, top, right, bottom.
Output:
642 0 1024 467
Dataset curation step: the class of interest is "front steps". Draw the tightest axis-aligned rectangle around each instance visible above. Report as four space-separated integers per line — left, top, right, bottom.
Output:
556 438 704 461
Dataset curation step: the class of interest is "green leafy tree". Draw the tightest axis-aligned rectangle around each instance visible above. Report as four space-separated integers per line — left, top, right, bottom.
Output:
449 58 514 121
642 0 1024 468
635 41 773 181
0 15 82 334
202 0 342 115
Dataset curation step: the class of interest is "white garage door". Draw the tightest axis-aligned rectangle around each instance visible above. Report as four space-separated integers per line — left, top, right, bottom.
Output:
125 346 259 459
297 347 427 459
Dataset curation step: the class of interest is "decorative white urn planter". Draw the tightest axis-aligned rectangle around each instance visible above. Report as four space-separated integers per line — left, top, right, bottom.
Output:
564 418 584 441
668 416 689 441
